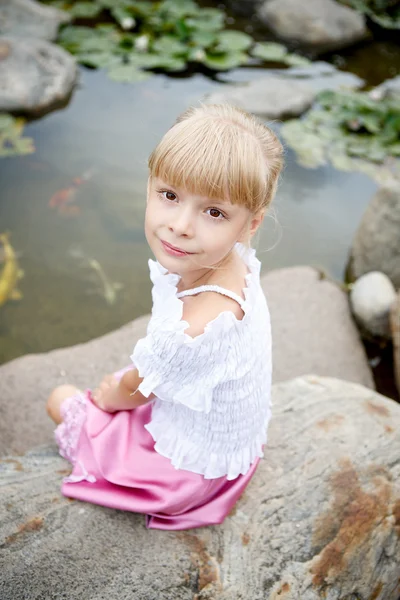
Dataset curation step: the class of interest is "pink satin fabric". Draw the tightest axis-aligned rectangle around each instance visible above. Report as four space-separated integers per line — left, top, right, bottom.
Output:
55 369 260 530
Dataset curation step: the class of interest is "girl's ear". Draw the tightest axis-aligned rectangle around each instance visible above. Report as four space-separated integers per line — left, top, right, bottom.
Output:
249 210 265 237
238 210 265 245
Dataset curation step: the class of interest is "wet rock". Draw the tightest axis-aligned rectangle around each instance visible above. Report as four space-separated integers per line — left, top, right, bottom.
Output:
0 376 399 599
274 61 364 92
0 36 78 116
206 77 315 119
350 271 397 339
207 64 363 120
348 183 400 289
258 0 368 53
391 292 400 397
0 0 70 42
0 267 373 457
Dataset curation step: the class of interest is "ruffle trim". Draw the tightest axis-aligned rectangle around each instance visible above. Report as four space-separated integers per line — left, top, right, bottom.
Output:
147 242 261 347
145 411 270 480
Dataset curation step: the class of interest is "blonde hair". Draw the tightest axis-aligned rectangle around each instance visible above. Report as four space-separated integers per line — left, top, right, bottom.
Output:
148 104 283 214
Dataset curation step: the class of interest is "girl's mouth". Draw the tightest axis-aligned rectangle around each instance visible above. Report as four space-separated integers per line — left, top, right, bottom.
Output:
161 240 194 257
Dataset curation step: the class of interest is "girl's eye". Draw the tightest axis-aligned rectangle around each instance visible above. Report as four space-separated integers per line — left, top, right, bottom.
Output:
165 191 177 201
158 190 177 202
207 208 225 220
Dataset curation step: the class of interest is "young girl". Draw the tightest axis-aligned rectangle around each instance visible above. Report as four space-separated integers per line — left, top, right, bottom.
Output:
47 103 284 530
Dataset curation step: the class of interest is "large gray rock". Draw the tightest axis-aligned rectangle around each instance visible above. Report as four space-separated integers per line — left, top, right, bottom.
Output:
0 36 78 116
258 0 368 53
206 77 315 119
0 0 70 42
264 267 373 389
348 183 400 289
1 376 399 599
207 64 363 120
0 267 373 457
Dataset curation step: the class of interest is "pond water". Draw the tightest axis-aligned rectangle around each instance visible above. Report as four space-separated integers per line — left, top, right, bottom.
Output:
0 54 390 365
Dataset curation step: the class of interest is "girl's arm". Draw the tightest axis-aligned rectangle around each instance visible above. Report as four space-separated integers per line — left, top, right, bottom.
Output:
92 368 154 413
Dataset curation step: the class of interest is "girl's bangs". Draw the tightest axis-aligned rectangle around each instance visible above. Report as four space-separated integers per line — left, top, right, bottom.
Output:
148 120 268 211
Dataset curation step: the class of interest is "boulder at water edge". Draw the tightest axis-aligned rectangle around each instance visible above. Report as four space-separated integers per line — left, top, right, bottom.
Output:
0 36 78 116
0 267 373 457
258 0 368 53
348 183 400 289
0 376 399 599
0 0 70 42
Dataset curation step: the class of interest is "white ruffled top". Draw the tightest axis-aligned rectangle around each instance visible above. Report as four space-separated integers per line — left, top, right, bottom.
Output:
131 243 272 480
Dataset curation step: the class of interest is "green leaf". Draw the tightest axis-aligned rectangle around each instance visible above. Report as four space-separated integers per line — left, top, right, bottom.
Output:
69 2 102 18
152 36 187 56
77 52 120 68
189 29 218 48
251 42 288 62
0 114 35 158
203 50 248 70
285 53 312 67
107 63 151 82
215 30 253 52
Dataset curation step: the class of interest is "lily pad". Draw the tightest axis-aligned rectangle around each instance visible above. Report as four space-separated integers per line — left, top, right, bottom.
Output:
251 42 288 62
107 63 151 82
285 54 312 67
0 115 35 158
203 51 249 70
152 36 187 56
69 2 102 18
215 30 253 52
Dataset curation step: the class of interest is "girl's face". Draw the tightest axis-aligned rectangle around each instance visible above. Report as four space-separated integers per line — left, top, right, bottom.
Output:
145 177 261 279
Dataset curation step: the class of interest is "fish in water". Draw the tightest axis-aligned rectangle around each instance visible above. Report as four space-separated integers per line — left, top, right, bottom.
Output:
0 232 24 308
87 259 123 306
48 168 96 216
69 246 123 306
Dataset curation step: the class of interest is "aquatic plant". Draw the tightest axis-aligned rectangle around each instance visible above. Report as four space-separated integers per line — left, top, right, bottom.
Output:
339 0 400 29
40 0 310 81
0 114 35 158
281 89 400 181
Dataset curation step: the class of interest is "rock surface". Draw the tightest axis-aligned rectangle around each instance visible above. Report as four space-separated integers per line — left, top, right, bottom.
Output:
206 77 315 119
258 0 368 53
0 266 373 457
350 271 397 339
0 36 78 116
348 183 400 289
207 64 363 120
391 292 400 397
1 376 399 599
0 0 70 42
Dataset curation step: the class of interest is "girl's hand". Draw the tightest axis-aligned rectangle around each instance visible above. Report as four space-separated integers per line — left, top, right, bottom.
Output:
92 374 120 412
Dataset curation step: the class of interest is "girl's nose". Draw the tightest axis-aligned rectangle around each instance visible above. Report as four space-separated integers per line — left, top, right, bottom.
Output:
169 207 194 237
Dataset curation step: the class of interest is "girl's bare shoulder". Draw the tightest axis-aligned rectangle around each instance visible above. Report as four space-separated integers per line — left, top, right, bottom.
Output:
181 256 248 338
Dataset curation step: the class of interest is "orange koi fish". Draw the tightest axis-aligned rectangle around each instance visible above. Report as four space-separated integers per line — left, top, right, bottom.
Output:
48 168 95 216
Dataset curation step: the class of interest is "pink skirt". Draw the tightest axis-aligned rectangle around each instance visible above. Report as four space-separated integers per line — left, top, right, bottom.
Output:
54 369 260 531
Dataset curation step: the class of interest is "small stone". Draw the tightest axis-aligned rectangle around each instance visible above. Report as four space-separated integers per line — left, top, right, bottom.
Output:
350 272 397 339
